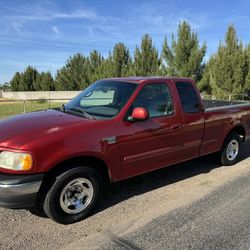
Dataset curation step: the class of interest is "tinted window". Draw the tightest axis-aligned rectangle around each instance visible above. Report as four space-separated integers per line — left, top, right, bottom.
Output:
176 82 200 113
132 83 174 117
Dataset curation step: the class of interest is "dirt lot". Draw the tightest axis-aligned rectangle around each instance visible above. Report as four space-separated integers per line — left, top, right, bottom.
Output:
1 141 250 250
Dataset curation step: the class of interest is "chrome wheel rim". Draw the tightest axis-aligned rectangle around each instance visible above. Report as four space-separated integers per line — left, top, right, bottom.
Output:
226 139 239 161
59 178 94 214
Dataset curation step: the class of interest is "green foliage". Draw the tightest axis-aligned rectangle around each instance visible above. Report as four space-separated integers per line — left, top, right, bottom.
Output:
244 45 250 92
10 72 21 91
0 82 10 91
55 53 90 90
162 21 206 81
133 34 160 76
35 72 55 91
19 66 38 91
10 67 55 92
88 50 104 83
200 25 249 99
7 22 250 98
111 43 131 77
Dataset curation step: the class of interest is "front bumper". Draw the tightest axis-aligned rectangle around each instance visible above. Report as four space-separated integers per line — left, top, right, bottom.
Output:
0 173 44 209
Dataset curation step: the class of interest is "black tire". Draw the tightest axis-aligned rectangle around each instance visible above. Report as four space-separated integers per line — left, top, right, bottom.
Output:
29 206 48 218
220 132 242 166
43 166 102 224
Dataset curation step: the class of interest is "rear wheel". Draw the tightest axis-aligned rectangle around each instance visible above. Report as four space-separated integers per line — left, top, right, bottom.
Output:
220 132 242 166
43 166 102 224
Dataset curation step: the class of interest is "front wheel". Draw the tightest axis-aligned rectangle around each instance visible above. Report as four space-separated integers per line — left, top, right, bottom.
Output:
220 132 242 166
43 166 102 224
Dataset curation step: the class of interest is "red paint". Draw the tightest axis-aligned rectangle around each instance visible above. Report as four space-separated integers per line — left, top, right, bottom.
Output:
131 107 149 121
0 77 250 182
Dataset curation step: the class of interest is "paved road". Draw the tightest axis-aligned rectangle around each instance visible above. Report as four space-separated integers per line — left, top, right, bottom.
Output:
102 171 250 250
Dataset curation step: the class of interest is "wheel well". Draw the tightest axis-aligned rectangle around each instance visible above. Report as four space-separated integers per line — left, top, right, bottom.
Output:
49 156 110 182
38 156 111 201
229 126 246 141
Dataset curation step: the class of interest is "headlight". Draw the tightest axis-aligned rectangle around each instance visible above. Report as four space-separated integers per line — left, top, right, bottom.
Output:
0 151 33 171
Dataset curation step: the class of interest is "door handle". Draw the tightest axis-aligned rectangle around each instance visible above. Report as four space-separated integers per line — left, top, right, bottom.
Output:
171 124 183 130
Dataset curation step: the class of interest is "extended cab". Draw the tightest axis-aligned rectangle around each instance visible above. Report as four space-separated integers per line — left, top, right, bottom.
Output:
0 77 250 224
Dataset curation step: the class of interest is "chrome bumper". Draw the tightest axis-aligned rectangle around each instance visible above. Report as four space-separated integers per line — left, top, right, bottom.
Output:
0 173 44 209
0 181 42 198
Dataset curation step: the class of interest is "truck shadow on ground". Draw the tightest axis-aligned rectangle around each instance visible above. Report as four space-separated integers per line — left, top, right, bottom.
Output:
95 140 250 215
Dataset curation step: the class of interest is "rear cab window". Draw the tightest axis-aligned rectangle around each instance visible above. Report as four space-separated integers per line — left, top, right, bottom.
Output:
176 82 201 113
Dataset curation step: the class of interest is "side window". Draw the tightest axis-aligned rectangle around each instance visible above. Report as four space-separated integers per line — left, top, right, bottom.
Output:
132 83 174 117
176 82 200 113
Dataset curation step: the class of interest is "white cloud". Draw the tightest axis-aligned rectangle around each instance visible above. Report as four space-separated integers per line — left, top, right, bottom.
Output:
12 9 99 22
52 26 59 35
52 9 98 20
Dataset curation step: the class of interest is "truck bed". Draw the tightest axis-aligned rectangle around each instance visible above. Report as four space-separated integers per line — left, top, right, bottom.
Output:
203 99 248 109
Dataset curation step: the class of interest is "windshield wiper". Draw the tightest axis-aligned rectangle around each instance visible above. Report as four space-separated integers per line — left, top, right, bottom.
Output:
61 104 66 112
67 107 95 120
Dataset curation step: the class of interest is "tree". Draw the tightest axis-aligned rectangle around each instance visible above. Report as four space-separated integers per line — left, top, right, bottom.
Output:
10 72 21 91
111 43 131 77
88 50 104 82
162 21 206 81
133 34 160 76
95 53 116 79
197 60 213 95
35 72 55 91
18 66 38 91
55 53 90 90
202 25 248 99
0 82 10 91
244 45 250 94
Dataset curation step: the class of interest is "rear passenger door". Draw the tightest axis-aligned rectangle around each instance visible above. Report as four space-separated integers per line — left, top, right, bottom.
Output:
175 81 205 159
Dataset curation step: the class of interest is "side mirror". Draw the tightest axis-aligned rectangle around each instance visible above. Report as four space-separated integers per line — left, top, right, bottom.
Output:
128 107 149 122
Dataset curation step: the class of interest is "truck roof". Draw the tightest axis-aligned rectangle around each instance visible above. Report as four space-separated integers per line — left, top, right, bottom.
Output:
104 76 194 84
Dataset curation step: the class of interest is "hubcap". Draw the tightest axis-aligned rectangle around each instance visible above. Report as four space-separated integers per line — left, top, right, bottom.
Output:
59 178 94 214
226 139 239 161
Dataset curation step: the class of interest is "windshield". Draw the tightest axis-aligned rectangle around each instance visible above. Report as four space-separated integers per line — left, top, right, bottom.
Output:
64 80 137 119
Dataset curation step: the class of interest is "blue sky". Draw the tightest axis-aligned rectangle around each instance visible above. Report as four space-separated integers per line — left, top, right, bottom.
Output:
1 0 250 83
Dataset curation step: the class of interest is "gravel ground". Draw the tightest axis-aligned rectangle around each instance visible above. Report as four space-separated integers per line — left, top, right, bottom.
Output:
1 141 250 250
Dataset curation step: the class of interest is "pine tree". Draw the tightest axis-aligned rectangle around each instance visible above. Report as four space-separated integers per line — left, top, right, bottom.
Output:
162 21 206 81
36 72 55 91
112 43 131 77
0 82 10 90
244 45 250 94
89 50 104 82
55 53 89 90
204 25 247 99
133 34 160 76
10 72 21 91
197 59 214 95
19 66 38 91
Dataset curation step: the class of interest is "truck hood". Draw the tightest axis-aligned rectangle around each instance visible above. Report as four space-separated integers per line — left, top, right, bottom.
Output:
0 110 93 149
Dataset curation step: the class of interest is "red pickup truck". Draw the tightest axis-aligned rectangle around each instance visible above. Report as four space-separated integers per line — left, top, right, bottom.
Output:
0 77 250 224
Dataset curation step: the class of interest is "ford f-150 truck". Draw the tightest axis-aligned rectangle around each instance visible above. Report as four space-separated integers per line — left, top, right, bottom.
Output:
0 77 250 224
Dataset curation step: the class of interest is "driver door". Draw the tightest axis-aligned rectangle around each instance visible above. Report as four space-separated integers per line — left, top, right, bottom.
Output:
117 82 184 179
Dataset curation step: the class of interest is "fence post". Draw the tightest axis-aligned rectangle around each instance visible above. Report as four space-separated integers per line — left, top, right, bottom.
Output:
23 100 26 113
48 91 51 109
